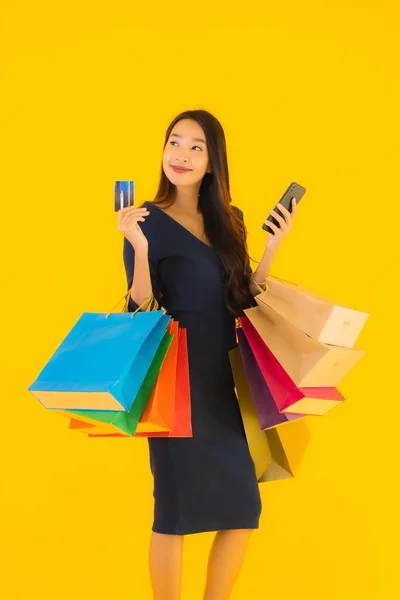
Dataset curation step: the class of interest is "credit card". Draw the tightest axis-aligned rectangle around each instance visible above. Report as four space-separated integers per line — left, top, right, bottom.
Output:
114 180 134 211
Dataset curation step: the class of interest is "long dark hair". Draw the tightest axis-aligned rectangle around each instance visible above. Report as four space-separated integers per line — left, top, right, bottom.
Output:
152 109 254 317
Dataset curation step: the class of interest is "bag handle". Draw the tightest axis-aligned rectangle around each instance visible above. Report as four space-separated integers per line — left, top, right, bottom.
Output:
268 274 298 287
106 290 162 319
250 274 269 294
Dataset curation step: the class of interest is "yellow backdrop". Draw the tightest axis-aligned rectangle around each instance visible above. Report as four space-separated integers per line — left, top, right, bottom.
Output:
1 2 399 599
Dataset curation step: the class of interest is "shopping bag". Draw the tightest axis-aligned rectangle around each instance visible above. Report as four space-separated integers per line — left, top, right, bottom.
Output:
136 320 179 433
244 305 365 388
229 346 269 480
68 417 128 436
84 328 193 438
256 277 369 348
28 309 171 411
240 317 345 415
229 347 310 482
237 328 304 427
136 328 192 438
258 421 311 483
60 329 174 436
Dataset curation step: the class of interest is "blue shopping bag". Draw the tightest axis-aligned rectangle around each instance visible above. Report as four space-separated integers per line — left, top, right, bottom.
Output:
28 309 171 411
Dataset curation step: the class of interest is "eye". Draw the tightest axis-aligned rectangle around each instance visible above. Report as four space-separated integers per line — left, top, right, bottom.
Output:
192 146 202 151
170 141 178 147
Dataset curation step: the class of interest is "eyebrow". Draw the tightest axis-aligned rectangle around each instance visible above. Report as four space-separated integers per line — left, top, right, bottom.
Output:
171 133 207 144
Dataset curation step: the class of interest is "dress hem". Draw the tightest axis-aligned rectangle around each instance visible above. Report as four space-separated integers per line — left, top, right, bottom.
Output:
152 521 260 536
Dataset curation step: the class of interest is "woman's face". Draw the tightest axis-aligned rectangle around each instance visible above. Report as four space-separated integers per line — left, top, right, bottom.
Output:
163 118 212 188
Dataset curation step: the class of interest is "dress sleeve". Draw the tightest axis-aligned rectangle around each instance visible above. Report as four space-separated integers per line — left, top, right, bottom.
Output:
123 237 163 312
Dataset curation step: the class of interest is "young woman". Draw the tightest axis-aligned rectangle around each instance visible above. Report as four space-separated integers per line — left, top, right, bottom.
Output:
117 110 297 600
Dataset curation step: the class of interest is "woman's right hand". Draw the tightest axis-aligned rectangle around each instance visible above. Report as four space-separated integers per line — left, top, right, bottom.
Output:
117 205 150 252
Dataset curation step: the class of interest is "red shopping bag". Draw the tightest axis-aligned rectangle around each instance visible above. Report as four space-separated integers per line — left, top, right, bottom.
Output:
239 316 345 416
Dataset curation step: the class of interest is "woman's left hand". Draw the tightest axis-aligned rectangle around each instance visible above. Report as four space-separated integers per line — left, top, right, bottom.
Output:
264 197 297 251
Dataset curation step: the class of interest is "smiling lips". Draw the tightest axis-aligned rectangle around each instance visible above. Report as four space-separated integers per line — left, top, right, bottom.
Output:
171 165 192 173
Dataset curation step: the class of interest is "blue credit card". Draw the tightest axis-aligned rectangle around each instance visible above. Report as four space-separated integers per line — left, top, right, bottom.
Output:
114 181 134 211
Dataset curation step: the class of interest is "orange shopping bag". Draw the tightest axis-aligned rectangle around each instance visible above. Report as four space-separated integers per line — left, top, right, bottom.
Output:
135 320 179 433
136 328 192 438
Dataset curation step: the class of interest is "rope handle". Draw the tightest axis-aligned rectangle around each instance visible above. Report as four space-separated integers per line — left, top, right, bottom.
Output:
250 273 299 293
105 290 162 319
249 274 269 294
268 274 298 287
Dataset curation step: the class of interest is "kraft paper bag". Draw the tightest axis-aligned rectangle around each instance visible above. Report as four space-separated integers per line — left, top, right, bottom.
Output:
237 328 304 427
244 305 365 388
28 310 170 411
229 347 311 482
256 277 369 348
240 317 345 416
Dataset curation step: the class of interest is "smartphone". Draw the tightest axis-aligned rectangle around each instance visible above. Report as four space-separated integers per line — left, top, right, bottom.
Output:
114 181 134 211
262 182 306 234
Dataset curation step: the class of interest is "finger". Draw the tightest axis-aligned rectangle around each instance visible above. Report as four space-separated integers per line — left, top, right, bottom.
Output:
119 210 149 218
125 213 147 225
125 210 149 218
270 210 287 229
119 214 147 229
265 220 279 234
119 206 149 214
276 203 292 222
291 197 297 215
119 211 149 223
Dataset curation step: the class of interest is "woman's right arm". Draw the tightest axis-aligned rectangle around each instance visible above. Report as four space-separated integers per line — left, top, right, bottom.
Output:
128 245 153 308
118 205 160 311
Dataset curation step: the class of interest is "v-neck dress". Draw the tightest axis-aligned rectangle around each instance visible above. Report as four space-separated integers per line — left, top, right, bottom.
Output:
123 200 262 535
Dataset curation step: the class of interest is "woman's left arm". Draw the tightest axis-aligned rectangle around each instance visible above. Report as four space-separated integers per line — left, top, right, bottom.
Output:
249 198 297 296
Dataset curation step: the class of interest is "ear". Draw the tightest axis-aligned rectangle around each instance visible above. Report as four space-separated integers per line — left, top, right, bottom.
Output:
207 163 213 174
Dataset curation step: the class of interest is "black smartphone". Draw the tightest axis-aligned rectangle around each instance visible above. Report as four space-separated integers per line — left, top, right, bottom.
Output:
262 182 306 234
114 181 134 211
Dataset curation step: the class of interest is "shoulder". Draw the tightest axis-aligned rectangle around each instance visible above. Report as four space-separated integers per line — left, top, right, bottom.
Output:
139 200 158 212
137 201 163 231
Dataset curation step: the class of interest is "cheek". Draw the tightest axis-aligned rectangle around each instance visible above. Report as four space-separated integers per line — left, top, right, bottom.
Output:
163 147 172 165
193 154 209 172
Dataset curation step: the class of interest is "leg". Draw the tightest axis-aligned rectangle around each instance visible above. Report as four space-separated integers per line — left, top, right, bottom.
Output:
149 532 184 600
203 529 253 600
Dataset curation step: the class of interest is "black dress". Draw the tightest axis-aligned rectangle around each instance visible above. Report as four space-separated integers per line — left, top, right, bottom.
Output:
123 201 262 535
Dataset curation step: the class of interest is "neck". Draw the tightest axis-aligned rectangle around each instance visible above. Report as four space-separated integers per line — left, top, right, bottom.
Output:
172 184 201 214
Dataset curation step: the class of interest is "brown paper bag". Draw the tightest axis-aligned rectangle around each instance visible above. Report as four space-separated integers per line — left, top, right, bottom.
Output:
244 305 365 387
256 277 369 348
230 347 310 483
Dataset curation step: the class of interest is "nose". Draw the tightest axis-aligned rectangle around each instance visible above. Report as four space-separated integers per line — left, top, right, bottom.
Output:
172 149 189 163
176 155 189 164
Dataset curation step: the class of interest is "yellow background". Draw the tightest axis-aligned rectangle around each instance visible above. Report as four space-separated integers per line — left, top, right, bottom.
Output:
1 2 399 599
